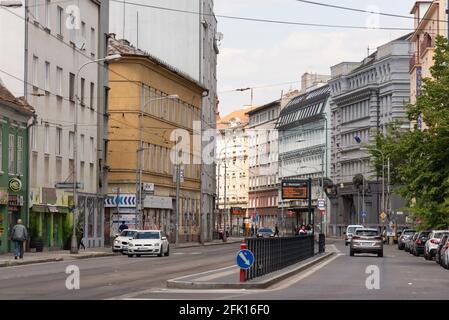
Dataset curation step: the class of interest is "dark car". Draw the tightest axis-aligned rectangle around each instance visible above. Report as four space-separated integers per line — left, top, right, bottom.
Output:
436 235 449 267
411 231 431 256
407 232 419 253
398 229 416 250
256 227 274 238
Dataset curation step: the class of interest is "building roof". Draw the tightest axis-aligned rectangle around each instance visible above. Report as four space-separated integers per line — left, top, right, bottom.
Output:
276 85 329 128
0 79 34 116
108 35 207 91
246 100 280 116
217 106 254 129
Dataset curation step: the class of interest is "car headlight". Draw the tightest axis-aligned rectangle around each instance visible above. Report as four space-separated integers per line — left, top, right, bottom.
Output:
114 240 119 244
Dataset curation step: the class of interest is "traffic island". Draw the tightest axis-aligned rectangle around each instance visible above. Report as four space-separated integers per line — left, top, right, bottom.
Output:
166 252 334 290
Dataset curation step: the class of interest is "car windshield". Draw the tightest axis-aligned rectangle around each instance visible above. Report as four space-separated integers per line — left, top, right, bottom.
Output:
403 230 415 235
347 227 361 234
121 230 136 237
259 229 272 233
355 230 378 236
135 232 160 239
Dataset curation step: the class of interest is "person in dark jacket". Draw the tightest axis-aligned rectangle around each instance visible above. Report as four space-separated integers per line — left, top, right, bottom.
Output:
118 221 128 232
10 219 28 259
76 225 85 250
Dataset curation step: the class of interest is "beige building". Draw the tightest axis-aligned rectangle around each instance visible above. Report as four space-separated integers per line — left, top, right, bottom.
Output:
216 107 253 235
106 36 206 243
410 1 447 115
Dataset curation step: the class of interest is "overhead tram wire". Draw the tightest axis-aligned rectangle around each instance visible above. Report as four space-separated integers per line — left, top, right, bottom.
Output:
110 0 416 31
296 0 449 24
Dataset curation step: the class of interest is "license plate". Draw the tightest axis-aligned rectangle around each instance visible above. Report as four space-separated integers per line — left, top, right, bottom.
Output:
362 242 373 247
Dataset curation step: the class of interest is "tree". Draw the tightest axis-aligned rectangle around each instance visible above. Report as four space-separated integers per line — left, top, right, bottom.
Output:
368 35 449 229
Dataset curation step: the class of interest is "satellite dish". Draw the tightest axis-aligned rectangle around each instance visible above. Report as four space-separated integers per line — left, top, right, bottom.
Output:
216 32 224 42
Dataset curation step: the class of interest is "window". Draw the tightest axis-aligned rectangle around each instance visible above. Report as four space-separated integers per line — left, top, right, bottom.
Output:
44 61 50 91
44 124 50 154
33 0 39 22
0 129 2 172
8 134 15 174
32 55 38 87
56 127 62 156
90 137 94 163
165 148 169 174
69 72 75 101
56 67 63 96
17 136 23 175
80 77 85 106
90 82 95 109
147 143 152 171
90 27 96 56
31 126 37 151
45 0 50 28
153 144 158 172
81 21 86 39
57 6 63 36
69 132 74 159
80 134 85 162
159 146 163 173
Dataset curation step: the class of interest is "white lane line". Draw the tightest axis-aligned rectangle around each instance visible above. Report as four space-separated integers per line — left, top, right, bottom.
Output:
190 252 202 255
194 268 239 282
173 253 186 255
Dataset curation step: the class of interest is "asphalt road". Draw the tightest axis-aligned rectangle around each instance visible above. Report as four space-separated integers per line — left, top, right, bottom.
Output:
126 241 449 300
1 241 448 300
0 244 240 300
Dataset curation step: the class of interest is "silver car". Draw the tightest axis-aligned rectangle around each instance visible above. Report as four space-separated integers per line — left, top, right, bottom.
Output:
256 227 274 238
350 228 384 257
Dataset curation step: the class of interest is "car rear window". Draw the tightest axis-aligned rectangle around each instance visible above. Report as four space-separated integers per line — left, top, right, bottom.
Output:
259 228 272 233
434 232 449 239
356 230 378 236
403 230 416 235
348 227 360 233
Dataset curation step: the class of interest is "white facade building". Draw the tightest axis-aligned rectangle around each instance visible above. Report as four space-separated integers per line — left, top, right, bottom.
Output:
0 0 109 249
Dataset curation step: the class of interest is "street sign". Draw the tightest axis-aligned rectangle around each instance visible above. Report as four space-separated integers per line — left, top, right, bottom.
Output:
380 212 387 221
281 179 309 200
236 249 254 270
142 183 154 192
55 182 84 189
362 211 367 218
318 199 325 209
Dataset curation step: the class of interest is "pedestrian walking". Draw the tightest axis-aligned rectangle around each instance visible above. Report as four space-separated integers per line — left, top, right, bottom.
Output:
299 225 307 236
274 224 279 237
10 219 28 260
77 225 86 250
118 221 128 232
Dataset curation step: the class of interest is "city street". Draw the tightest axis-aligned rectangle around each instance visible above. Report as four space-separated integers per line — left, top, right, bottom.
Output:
1 240 448 300
0 244 240 300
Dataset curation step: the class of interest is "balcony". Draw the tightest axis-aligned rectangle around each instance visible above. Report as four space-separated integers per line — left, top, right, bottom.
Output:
419 34 434 58
409 53 419 72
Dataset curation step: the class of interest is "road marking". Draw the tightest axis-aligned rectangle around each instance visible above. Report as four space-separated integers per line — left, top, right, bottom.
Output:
194 268 239 282
190 252 202 255
173 253 186 255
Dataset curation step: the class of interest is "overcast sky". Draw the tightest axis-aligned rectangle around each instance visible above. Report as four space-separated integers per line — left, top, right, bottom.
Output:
215 0 417 116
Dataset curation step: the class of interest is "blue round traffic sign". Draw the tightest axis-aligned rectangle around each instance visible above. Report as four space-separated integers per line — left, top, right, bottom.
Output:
236 249 254 270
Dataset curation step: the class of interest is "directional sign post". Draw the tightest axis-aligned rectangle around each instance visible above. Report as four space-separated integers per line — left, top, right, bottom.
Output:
236 242 254 282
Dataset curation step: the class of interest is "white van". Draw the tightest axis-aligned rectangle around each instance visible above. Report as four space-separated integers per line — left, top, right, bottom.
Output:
344 225 364 246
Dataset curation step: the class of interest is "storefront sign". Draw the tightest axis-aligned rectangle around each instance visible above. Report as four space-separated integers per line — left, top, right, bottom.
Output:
0 188 8 205
143 196 173 209
8 195 23 206
8 178 22 193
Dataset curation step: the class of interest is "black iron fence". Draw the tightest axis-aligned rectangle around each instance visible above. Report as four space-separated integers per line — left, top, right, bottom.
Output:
245 235 314 281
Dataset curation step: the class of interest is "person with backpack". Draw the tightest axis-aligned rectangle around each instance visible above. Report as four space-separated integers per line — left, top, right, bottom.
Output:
10 219 28 260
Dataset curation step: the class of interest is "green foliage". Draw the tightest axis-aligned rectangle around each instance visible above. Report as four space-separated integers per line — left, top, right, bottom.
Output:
367 35 449 229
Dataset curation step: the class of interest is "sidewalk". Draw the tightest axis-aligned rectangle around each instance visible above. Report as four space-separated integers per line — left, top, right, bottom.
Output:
166 251 334 290
0 237 243 268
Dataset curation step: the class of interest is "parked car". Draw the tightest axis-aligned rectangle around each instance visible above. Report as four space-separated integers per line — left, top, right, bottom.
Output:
424 230 449 260
398 229 416 250
411 231 431 256
407 232 419 253
436 235 449 268
127 230 170 258
344 225 364 246
256 227 274 238
112 229 139 253
350 228 383 257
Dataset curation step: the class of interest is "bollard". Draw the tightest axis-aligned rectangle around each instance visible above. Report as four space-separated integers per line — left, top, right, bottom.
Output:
240 241 246 283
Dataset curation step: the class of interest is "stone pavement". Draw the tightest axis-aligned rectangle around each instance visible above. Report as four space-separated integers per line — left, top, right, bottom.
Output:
0 237 243 267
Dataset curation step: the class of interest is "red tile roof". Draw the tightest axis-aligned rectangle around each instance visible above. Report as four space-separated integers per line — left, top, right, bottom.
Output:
0 80 34 115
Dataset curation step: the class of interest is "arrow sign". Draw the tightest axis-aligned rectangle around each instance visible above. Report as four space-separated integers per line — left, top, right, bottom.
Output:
236 249 254 270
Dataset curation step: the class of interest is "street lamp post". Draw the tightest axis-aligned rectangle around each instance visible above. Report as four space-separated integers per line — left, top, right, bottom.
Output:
361 148 386 216
70 54 121 254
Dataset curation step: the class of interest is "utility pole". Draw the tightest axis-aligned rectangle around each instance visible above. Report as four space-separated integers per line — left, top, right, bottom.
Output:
175 142 181 246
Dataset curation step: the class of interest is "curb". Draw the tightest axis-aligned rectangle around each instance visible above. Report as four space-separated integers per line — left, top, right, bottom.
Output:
70 252 118 259
166 252 335 289
0 257 63 267
173 240 242 249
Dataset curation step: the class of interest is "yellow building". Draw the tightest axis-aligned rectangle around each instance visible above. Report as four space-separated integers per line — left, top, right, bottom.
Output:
410 1 447 108
106 35 206 244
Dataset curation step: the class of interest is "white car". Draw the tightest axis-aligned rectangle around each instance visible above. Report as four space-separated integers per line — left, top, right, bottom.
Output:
127 230 170 257
425 230 449 260
112 229 139 253
344 225 364 246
